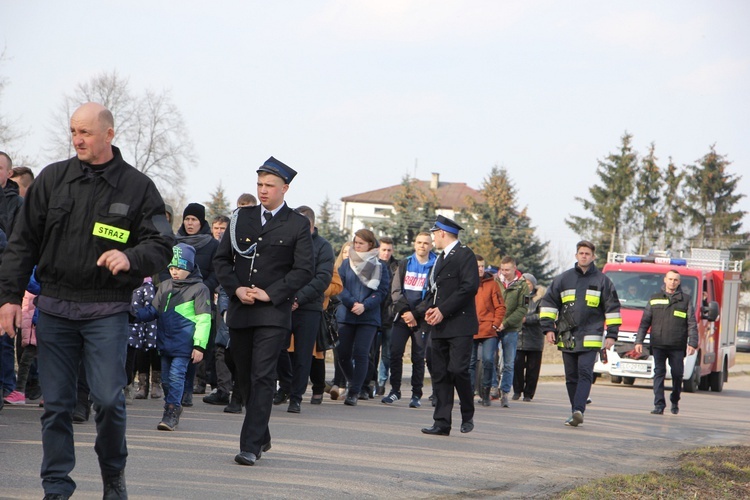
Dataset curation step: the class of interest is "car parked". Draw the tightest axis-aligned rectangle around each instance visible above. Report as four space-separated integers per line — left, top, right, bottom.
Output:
738 331 750 353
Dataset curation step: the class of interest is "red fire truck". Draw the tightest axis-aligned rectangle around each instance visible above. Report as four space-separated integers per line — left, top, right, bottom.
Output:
594 249 743 392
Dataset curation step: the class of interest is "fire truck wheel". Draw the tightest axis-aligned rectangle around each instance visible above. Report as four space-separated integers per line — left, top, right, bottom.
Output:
622 377 635 385
610 376 622 384
709 361 727 392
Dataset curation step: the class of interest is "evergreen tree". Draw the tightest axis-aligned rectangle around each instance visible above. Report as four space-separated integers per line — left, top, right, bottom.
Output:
317 196 349 255
460 166 552 283
683 145 746 249
375 174 438 257
566 132 638 261
660 157 688 252
626 143 663 254
205 182 231 222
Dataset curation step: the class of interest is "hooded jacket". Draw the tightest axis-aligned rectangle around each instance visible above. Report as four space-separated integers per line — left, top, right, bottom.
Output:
175 221 219 293
498 271 529 332
134 267 211 358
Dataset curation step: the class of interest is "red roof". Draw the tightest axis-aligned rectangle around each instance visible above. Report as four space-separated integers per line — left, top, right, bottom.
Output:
341 179 483 211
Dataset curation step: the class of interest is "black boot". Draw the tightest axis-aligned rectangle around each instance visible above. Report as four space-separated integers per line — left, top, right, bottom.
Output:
102 470 127 499
157 404 179 431
72 390 91 423
482 387 491 407
224 386 243 413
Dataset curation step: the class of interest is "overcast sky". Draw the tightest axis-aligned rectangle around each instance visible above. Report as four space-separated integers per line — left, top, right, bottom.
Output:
2 1 748 268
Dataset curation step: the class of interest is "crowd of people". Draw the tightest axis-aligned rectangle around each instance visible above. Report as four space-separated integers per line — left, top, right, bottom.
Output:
4 101 689 500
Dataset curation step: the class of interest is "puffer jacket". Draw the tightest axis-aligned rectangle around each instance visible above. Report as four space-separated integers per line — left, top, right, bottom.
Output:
134 267 211 358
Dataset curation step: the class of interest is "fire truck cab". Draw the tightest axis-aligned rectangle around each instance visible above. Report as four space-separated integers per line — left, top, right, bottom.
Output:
594 249 743 393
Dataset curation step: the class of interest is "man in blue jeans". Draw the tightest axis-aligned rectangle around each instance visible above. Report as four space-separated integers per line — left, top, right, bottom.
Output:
496 256 528 408
0 102 173 499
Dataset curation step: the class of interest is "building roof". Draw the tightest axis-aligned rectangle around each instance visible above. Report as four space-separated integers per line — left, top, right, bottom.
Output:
341 179 484 210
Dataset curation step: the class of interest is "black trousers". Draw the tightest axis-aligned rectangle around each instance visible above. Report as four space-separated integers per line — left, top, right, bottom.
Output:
289 309 322 403
562 349 597 413
230 325 288 455
513 349 543 399
431 335 474 429
652 347 685 409
389 321 426 398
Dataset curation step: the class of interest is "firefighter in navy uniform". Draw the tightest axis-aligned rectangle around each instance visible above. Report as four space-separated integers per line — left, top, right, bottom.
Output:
540 240 621 427
634 270 698 415
213 156 314 466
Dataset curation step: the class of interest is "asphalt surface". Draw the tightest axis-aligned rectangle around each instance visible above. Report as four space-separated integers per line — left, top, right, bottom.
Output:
2 369 750 499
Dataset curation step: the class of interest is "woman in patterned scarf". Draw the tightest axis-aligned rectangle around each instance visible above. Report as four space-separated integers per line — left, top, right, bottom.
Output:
336 229 391 406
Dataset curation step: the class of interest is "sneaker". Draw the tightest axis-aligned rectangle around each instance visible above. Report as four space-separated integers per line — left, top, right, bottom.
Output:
564 410 584 427
329 385 341 400
4 390 26 405
511 393 521 401
409 396 421 408
358 391 370 401
203 389 230 405
501 392 510 408
381 391 400 404
523 396 532 402
586 397 592 404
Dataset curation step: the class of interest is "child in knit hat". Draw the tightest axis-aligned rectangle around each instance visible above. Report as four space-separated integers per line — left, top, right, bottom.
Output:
132 243 211 431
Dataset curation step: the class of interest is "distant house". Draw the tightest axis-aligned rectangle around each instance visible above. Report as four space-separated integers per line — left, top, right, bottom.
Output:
340 173 484 234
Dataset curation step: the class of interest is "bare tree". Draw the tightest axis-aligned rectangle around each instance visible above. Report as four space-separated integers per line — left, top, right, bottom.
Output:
47 70 196 197
0 48 23 150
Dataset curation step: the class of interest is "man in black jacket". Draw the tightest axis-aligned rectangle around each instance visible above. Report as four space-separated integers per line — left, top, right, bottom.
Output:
418 216 479 436
635 270 698 415
214 157 313 466
0 102 174 499
285 205 333 413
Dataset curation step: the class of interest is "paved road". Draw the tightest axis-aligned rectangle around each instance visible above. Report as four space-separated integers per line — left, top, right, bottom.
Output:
2 373 749 499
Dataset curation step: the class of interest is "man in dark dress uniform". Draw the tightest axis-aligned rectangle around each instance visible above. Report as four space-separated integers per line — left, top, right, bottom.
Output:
418 215 479 436
213 157 313 466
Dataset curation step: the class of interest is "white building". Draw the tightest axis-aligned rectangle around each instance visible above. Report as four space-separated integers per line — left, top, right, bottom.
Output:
340 173 483 234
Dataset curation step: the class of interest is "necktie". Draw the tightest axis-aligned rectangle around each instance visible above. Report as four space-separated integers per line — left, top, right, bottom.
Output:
434 252 444 273
263 210 272 223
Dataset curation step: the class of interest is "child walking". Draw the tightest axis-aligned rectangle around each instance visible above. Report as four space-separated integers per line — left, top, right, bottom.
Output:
133 243 211 430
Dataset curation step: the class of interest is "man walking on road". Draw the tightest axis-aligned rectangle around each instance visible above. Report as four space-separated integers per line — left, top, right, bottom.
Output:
540 240 621 427
0 102 174 499
634 270 698 415
418 216 479 436
213 157 313 466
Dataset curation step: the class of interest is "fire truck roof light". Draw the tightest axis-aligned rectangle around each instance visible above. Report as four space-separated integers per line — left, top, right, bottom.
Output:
623 255 686 266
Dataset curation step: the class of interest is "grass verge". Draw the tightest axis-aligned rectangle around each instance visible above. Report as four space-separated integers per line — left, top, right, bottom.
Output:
555 445 750 499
